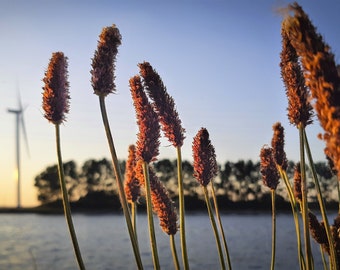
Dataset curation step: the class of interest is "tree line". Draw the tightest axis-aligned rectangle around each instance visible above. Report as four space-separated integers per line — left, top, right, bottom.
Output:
34 158 338 210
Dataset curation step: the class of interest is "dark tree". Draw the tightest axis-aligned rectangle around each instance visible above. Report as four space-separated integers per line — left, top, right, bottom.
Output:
34 160 79 203
81 158 114 193
153 159 175 182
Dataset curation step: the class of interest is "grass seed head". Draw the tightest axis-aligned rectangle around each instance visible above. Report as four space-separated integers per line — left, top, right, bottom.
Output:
42 52 70 125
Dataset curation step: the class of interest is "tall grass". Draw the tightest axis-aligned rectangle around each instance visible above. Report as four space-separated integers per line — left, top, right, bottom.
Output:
39 2 340 269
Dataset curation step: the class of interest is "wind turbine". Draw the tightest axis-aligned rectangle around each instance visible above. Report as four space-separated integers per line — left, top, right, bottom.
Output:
7 91 29 208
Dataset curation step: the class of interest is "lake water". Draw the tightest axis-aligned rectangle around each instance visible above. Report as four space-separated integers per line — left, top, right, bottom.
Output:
0 211 335 269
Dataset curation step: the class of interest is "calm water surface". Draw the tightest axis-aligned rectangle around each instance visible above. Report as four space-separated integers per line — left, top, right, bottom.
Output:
0 212 334 269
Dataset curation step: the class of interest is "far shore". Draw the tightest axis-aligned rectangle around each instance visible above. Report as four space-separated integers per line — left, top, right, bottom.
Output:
0 199 338 215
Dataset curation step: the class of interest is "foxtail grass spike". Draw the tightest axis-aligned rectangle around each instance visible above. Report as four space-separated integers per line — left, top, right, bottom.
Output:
260 146 280 190
91 25 143 269
283 2 340 180
42 52 70 125
130 75 160 163
138 61 188 269
260 145 280 270
293 163 302 203
280 26 313 128
271 122 288 171
138 61 185 147
91 25 121 97
193 128 226 270
130 74 161 269
43 52 85 270
124 144 141 203
135 162 178 236
124 144 140 242
193 128 218 187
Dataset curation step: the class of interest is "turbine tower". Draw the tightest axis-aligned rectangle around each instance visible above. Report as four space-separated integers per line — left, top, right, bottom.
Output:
7 93 29 208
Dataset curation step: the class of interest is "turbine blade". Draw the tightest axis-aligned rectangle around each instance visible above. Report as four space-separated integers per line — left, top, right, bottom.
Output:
17 87 30 158
20 112 30 158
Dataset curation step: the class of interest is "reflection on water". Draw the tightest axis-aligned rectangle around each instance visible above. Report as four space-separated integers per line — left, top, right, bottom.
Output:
0 212 334 269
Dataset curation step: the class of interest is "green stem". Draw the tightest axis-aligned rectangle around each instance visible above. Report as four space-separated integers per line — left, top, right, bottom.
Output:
278 168 305 270
203 186 226 270
55 124 85 270
142 161 160 270
176 146 190 269
320 246 328 270
299 126 313 270
270 189 276 270
131 202 138 246
99 96 143 269
210 180 232 269
170 235 180 270
303 129 337 269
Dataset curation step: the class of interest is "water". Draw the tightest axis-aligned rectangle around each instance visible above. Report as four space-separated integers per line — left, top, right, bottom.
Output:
0 212 334 269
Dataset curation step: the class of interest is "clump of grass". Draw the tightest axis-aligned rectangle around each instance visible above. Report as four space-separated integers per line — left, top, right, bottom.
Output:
42 52 85 270
36 3 340 269
281 2 340 268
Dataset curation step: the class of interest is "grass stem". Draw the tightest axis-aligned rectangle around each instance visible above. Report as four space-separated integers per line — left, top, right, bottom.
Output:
170 234 180 270
299 126 313 270
278 168 305 270
176 146 190 269
203 186 226 270
303 129 337 269
210 180 232 269
55 124 86 270
142 161 160 270
270 189 276 270
99 96 143 269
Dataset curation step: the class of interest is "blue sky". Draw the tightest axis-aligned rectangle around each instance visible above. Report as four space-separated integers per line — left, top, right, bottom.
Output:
1 0 339 207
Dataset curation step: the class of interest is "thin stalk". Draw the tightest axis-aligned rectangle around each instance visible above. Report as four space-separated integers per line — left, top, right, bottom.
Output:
278 168 305 270
170 235 180 270
55 124 85 270
142 161 160 270
270 189 276 270
203 186 226 270
299 125 313 270
210 180 232 269
99 96 143 269
131 202 138 245
176 146 189 269
303 130 337 269
320 246 328 270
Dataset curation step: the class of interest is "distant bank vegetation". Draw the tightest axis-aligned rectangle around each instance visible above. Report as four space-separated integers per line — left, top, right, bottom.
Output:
34 158 338 211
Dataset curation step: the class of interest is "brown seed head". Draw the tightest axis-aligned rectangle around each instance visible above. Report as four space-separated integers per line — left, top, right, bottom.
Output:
282 3 340 179
124 145 141 203
138 62 185 147
135 161 178 235
130 75 160 163
91 25 122 97
260 145 280 190
271 122 288 171
280 27 313 127
192 128 218 187
308 211 329 254
293 162 302 202
42 52 70 125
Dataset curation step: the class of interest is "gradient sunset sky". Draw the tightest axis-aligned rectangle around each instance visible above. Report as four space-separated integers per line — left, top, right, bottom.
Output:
1 0 340 207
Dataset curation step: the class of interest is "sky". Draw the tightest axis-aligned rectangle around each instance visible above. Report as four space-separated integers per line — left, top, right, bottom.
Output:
1 0 340 207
